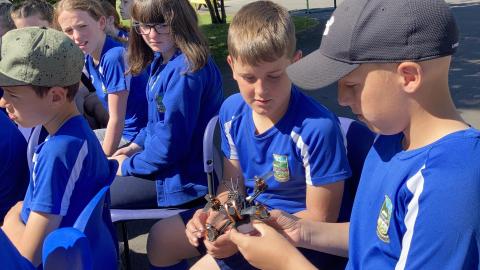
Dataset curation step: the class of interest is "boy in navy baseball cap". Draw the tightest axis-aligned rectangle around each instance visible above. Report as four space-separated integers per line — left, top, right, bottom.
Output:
228 0 480 269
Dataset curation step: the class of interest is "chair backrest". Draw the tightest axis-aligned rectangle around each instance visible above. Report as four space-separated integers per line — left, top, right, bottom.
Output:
203 115 222 195
42 228 93 270
43 160 119 270
337 117 376 222
72 186 118 269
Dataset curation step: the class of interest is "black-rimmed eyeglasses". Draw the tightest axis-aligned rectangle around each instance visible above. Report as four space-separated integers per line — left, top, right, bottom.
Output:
132 22 170 35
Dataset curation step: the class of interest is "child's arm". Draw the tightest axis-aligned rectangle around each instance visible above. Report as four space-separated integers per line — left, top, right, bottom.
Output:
102 91 128 156
229 210 351 269
293 116 350 222
294 181 344 222
216 157 245 199
2 204 61 266
229 222 318 270
120 69 214 177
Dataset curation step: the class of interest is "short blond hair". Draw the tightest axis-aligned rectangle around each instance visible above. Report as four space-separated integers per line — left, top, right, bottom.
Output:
228 1 296 65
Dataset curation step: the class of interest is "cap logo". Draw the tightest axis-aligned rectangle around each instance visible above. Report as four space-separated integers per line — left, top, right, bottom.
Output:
323 16 334 36
452 42 459 49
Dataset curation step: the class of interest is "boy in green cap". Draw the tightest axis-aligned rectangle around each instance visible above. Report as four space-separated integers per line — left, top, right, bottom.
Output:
0 27 114 267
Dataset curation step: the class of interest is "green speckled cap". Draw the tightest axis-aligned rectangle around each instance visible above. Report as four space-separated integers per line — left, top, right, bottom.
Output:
0 27 84 87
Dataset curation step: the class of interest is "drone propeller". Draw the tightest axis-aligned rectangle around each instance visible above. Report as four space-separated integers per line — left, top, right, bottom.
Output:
245 171 274 183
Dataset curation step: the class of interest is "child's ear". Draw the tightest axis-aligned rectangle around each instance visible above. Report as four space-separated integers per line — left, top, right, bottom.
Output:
397 62 422 94
48 86 67 104
98 16 107 31
227 55 234 69
226 55 237 80
292 50 302 63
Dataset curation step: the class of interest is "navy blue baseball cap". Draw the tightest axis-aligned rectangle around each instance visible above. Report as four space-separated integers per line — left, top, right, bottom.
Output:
287 0 459 90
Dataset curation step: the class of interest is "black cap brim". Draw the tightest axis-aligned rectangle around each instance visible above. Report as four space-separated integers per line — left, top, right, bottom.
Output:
287 49 359 90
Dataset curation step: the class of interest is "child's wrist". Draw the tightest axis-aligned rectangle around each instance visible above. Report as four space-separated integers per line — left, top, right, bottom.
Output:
298 219 314 249
283 244 317 270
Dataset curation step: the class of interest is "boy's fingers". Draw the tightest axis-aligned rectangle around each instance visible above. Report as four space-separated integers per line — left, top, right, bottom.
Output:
268 209 283 218
252 221 275 236
191 217 205 230
229 228 244 245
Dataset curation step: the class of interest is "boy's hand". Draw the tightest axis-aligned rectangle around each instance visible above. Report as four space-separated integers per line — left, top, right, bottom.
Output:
229 222 316 270
264 210 304 246
109 155 128 175
112 143 142 157
185 209 209 247
203 231 238 258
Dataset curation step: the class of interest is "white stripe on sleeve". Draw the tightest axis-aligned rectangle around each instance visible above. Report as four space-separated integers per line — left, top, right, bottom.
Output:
290 131 312 185
60 141 89 215
395 164 426 270
224 119 238 160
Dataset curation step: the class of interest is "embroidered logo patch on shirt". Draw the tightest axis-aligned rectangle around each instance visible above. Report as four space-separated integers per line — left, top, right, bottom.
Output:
377 195 393 243
273 154 289 182
101 83 107 94
155 94 166 113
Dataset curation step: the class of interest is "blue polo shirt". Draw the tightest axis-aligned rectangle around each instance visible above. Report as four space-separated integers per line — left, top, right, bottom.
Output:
20 116 113 227
0 230 34 270
0 112 29 222
121 51 223 206
1 88 6 115
347 129 480 269
220 87 351 213
85 36 148 142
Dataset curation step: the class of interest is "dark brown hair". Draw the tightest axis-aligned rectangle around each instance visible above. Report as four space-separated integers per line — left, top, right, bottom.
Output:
128 0 209 75
11 0 54 24
31 83 80 102
0 2 14 32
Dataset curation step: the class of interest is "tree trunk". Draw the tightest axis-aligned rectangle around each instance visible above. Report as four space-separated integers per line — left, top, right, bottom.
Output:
205 0 226 24
219 0 226 23
205 0 220 24
212 0 221 21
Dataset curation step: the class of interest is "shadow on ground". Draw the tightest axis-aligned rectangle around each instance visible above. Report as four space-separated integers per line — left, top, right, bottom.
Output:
116 220 155 270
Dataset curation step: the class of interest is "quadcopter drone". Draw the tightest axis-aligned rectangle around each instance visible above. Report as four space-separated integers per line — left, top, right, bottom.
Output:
202 171 273 241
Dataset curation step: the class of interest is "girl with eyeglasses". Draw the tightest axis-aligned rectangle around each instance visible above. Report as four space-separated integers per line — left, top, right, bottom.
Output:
55 0 148 157
110 0 223 237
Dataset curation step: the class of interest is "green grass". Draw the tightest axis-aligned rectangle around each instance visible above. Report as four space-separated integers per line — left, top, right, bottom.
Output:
198 14 232 64
293 16 320 33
